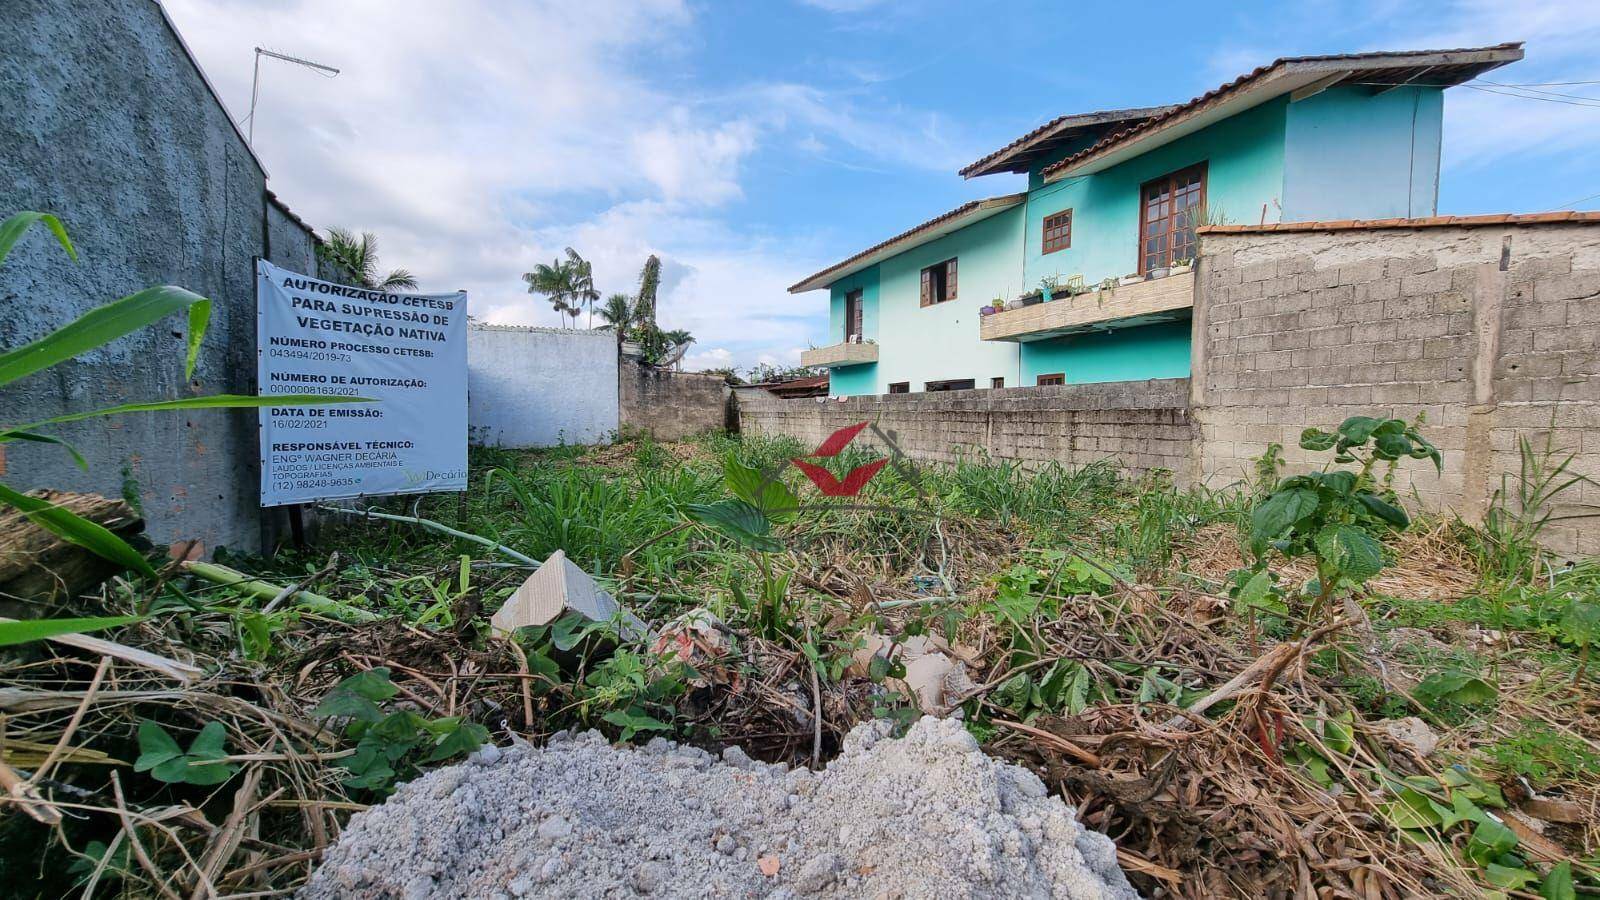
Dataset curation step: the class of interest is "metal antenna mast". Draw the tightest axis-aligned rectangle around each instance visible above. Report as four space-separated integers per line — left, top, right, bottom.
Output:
246 47 340 146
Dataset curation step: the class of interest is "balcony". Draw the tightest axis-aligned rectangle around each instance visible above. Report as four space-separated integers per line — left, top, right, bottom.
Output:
801 340 878 368
980 270 1194 342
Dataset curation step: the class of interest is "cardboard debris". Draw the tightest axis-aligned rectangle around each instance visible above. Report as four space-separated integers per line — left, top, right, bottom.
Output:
650 608 735 687
848 631 977 714
490 549 646 640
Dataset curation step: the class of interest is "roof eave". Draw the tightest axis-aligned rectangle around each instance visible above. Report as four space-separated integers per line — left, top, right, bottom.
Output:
958 106 1179 179
1041 44 1524 184
788 194 1026 294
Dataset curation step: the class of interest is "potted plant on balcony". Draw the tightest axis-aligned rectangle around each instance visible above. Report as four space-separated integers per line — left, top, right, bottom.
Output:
981 294 1003 316
1035 275 1060 303
1171 256 1194 275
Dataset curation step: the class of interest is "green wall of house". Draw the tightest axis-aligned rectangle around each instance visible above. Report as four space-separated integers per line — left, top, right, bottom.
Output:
1022 97 1289 289
1282 85 1443 220
825 265 881 396
814 84 1449 396
1019 320 1192 385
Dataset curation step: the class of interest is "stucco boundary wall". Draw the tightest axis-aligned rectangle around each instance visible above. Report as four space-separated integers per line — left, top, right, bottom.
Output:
735 379 1193 475
1192 220 1600 556
467 326 620 448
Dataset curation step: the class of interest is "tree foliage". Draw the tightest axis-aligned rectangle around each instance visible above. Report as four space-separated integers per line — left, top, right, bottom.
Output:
318 227 417 291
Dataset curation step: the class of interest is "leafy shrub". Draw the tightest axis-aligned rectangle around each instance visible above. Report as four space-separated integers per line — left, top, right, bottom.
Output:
313 668 487 792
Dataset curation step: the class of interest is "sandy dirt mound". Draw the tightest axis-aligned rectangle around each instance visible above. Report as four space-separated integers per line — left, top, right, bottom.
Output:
303 716 1139 899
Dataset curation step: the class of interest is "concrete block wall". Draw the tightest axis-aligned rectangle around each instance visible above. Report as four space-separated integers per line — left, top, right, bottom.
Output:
619 359 733 441
1194 222 1600 555
736 379 1192 476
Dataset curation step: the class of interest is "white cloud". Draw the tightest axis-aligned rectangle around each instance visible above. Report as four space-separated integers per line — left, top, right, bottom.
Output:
682 347 734 371
160 0 849 369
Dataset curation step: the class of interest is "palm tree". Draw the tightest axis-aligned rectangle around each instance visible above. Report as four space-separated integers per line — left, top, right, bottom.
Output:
596 293 635 333
319 228 418 290
564 248 600 329
523 256 576 326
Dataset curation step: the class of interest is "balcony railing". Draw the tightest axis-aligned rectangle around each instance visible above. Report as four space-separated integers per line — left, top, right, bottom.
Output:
800 340 878 368
979 270 1194 342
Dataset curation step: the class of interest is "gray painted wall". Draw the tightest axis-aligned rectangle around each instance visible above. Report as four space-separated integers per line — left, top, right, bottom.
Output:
0 0 329 555
467 326 620 448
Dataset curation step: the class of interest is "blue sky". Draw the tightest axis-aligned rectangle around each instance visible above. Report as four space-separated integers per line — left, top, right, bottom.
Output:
167 0 1600 372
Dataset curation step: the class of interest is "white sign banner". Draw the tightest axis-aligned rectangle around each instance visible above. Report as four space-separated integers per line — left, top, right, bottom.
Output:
256 260 468 506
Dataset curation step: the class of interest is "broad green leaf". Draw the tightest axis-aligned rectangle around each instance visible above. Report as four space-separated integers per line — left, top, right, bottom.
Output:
1337 416 1384 443
1416 671 1497 706
3 393 374 435
1381 787 1445 829
601 708 669 741
1299 427 1336 451
684 498 782 552
0 614 140 647
187 721 228 759
723 456 800 523
180 758 236 785
1540 861 1575 900
0 285 208 388
1466 817 1519 866
0 482 156 578
1315 525 1385 582
1356 493 1409 529
1324 710 1355 755
1373 431 1414 460
1485 863 1538 891
1251 488 1319 543
1317 470 1357 495
424 720 488 762
1558 600 1600 646
337 668 400 702
134 720 183 771
0 211 75 266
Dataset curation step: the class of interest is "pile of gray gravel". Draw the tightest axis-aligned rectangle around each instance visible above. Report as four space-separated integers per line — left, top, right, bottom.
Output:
303 716 1140 899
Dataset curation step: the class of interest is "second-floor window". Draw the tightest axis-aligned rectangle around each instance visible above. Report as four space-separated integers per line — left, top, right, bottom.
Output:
843 289 863 341
1139 163 1206 273
1036 373 1065 386
920 258 957 307
1042 209 1072 254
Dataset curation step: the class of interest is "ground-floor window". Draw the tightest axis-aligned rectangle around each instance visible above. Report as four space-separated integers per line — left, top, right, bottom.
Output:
925 378 975 392
1036 373 1065 386
888 382 910 394
990 377 1005 389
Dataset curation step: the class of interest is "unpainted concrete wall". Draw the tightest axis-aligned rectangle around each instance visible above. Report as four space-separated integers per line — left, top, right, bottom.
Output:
736 379 1193 476
620 360 733 441
467 326 619 448
0 0 329 555
1193 222 1600 556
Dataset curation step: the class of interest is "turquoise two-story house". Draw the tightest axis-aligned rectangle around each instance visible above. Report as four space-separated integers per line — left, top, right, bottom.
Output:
790 44 1522 396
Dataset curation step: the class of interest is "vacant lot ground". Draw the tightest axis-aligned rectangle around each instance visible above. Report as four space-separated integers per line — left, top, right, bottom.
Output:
4 430 1597 898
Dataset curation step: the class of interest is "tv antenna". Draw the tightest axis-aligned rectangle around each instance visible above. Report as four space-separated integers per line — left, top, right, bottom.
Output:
245 47 340 145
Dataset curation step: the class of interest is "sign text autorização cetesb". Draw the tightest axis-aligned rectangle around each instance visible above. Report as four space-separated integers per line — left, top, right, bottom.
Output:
255 260 467 506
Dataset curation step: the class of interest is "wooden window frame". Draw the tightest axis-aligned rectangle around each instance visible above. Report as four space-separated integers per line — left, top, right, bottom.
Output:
990 377 1005 389
1137 162 1207 275
843 289 863 341
888 382 910 394
919 258 958 307
1036 373 1065 386
924 378 975 392
1041 209 1073 255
